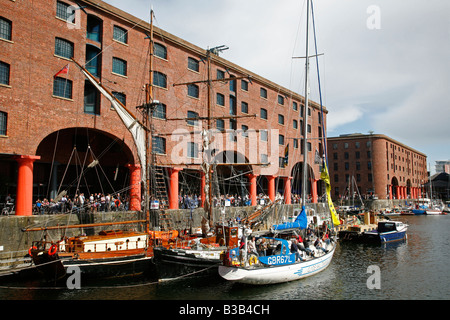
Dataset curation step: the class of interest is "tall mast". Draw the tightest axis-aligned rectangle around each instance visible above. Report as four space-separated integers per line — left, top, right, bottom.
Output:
301 0 311 207
144 8 155 235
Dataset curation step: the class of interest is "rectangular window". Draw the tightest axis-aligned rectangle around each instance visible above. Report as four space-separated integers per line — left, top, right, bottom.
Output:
241 101 248 114
112 91 126 106
56 1 75 23
260 108 267 120
260 130 268 142
229 96 236 115
260 87 267 99
0 111 7 136
278 95 284 105
261 154 268 164
112 57 127 76
153 103 166 120
153 71 167 88
188 57 199 72
216 119 225 132
153 136 166 154
154 43 167 59
293 139 298 149
293 102 298 111
0 61 10 85
241 125 248 137
53 77 72 99
187 142 199 158
216 93 225 106
0 17 12 41
113 25 128 44
293 119 298 129
279 134 285 145
187 111 198 126
217 69 225 80
241 80 248 91
278 114 284 125
55 37 74 59
187 84 199 98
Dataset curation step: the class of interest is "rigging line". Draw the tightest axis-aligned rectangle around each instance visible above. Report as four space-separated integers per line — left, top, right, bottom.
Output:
46 130 60 199
310 0 327 163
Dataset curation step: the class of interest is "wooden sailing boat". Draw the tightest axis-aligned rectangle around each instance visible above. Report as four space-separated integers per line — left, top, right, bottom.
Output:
218 0 341 285
25 9 178 282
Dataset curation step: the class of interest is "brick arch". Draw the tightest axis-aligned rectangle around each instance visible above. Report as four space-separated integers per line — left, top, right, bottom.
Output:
33 127 137 199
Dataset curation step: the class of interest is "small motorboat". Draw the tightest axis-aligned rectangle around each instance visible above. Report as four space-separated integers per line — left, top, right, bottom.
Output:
363 220 408 244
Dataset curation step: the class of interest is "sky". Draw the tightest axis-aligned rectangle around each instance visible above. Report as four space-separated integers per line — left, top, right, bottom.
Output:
104 0 450 174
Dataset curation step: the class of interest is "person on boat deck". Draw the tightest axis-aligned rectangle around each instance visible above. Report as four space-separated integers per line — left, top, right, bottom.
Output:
302 237 314 257
322 230 331 246
290 239 304 261
314 238 328 253
247 236 257 255
257 238 267 256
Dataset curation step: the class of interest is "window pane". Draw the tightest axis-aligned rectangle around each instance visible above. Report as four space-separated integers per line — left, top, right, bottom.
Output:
216 93 225 106
112 57 127 76
0 61 10 85
241 101 248 113
154 43 167 59
152 136 166 154
55 38 74 59
153 103 166 119
0 18 12 41
153 71 167 88
188 142 198 158
260 108 267 120
53 77 72 99
113 25 127 43
188 57 199 72
0 111 7 135
56 1 75 23
112 91 126 105
187 84 199 98
187 111 198 126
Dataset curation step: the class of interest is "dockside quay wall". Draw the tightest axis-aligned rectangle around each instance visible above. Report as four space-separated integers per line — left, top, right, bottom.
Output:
0 203 330 261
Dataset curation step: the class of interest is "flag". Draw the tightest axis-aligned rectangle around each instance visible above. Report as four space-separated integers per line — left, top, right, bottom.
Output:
320 161 341 226
283 143 289 167
54 64 69 77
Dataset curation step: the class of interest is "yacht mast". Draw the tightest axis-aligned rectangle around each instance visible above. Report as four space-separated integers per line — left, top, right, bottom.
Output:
301 0 311 207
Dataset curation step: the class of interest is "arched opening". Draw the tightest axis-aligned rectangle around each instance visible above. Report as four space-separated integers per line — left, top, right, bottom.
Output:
34 128 136 203
391 176 399 199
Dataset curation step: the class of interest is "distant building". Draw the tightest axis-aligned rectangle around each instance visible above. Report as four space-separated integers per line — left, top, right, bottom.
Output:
327 133 428 201
435 161 450 174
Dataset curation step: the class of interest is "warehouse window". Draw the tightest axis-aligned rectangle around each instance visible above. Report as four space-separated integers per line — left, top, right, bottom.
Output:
56 1 75 23
84 80 99 114
187 110 199 126
86 15 102 43
154 43 167 59
153 71 167 88
152 136 166 154
0 111 7 136
187 142 199 158
0 61 10 85
260 108 267 120
86 44 101 77
113 25 128 44
0 17 12 41
53 77 72 99
55 37 74 59
153 103 166 120
260 88 267 99
112 57 127 76
187 84 199 98
187 57 199 72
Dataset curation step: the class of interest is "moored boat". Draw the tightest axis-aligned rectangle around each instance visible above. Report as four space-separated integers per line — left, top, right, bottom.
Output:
218 231 336 285
363 220 408 244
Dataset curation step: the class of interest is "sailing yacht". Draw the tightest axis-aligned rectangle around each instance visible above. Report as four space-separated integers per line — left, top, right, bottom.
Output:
218 0 340 285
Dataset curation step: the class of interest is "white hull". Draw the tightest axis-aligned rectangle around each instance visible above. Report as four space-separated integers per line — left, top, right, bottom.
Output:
218 245 335 285
426 210 442 215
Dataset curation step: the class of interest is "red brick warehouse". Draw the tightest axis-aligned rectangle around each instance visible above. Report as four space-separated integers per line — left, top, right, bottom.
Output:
0 0 328 215
327 133 428 202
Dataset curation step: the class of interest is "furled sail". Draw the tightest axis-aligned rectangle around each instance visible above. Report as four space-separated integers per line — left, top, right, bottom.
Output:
72 59 147 184
320 162 341 226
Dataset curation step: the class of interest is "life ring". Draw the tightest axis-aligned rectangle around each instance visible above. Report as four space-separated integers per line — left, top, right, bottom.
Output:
28 246 37 256
248 254 259 266
48 244 58 256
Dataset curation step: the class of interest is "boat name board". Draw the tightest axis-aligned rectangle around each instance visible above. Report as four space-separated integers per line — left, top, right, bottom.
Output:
259 254 295 266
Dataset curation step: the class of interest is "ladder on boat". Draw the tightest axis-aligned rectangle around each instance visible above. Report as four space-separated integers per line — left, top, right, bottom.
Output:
150 166 172 231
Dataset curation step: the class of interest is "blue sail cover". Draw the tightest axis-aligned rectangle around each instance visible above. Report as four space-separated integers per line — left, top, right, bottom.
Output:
272 206 308 231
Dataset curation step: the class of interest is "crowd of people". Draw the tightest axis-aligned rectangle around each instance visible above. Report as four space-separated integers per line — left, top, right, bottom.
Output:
33 192 129 215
